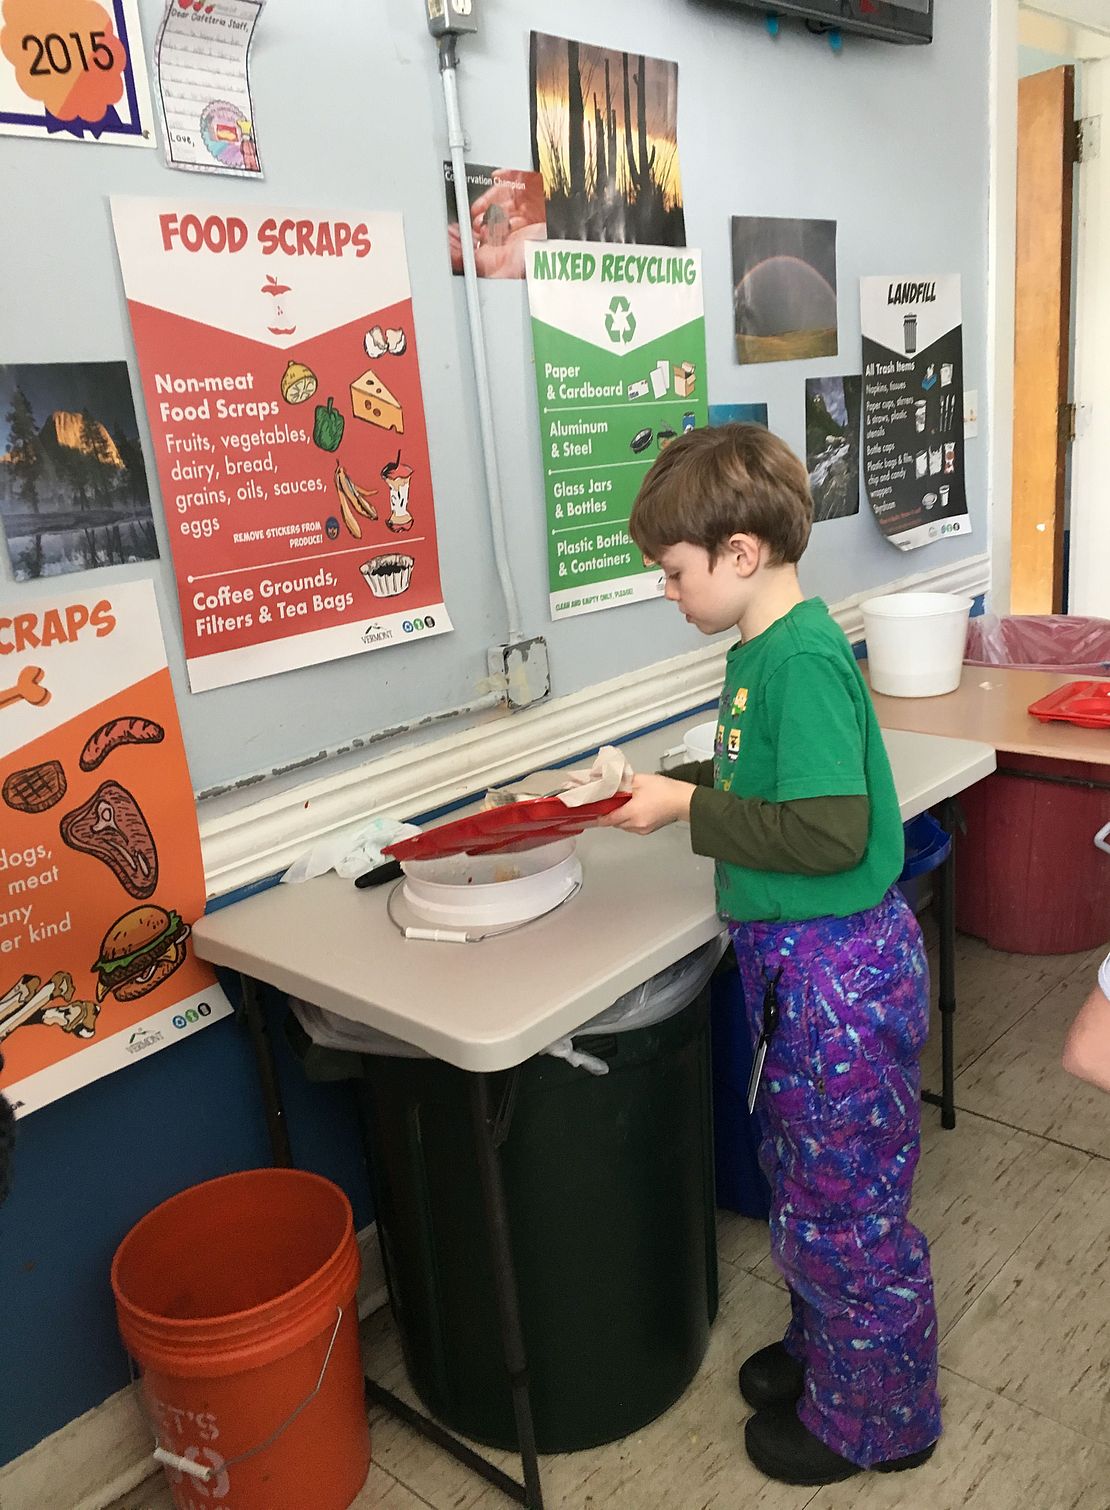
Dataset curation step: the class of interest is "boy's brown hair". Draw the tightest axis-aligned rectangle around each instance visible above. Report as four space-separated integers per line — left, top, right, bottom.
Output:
629 423 813 566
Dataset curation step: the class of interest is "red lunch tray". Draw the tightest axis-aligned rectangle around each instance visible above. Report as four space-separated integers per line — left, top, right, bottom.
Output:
1027 681 1110 730
384 793 632 861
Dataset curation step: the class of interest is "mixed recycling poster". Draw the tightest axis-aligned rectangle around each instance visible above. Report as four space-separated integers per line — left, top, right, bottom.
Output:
860 275 970 552
0 580 230 1118
0 0 155 146
525 243 707 618
111 198 452 692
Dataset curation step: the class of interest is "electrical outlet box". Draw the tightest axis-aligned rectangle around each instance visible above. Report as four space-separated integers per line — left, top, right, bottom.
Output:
488 638 550 711
963 389 979 440
426 0 479 36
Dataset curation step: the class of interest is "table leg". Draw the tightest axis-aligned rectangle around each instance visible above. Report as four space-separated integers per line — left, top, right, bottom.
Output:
239 972 293 1167
921 810 958 1131
470 1072 546 1510
935 839 957 1129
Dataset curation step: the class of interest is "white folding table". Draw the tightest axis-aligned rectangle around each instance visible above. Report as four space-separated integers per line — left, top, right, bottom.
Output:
192 723 995 1510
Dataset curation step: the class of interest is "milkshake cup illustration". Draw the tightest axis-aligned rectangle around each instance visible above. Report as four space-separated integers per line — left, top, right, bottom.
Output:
941 363 954 388
904 314 918 355
939 484 951 509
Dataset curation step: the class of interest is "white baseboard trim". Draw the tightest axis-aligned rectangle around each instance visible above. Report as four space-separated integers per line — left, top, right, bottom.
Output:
200 552 990 897
0 1380 153 1510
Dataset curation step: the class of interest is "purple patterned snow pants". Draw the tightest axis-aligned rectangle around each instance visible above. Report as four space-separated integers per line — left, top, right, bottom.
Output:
730 889 942 1467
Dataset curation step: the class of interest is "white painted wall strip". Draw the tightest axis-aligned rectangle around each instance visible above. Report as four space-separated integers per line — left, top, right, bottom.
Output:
199 555 990 897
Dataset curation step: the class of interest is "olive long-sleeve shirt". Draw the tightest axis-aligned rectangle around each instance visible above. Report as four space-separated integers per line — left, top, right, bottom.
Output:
667 759 870 877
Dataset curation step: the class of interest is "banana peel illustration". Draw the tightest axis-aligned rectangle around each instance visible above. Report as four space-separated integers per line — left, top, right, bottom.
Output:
333 463 378 539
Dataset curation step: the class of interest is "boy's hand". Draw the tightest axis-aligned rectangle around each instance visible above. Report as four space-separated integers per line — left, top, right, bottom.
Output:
599 774 694 835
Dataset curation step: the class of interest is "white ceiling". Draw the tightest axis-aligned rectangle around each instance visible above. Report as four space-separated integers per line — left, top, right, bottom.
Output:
1020 4 1110 58
1021 0 1110 41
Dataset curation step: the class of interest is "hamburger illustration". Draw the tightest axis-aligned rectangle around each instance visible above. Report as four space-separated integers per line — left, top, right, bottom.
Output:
93 906 190 1003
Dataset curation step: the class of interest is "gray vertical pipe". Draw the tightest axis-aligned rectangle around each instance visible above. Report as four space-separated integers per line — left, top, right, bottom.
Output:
439 35 523 644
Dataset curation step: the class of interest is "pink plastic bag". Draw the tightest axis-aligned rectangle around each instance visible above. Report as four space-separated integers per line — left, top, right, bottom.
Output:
965 615 1110 675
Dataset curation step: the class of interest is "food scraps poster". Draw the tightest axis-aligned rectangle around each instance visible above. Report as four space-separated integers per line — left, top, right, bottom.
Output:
111 198 452 691
860 275 970 552
525 242 707 619
0 580 230 1118
0 0 155 145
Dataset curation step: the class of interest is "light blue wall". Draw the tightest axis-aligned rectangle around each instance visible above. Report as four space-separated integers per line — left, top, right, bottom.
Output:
0 0 992 1467
1 0 992 795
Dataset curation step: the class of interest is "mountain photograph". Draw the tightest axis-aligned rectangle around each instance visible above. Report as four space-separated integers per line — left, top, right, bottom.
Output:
806 374 862 523
0 362 158 581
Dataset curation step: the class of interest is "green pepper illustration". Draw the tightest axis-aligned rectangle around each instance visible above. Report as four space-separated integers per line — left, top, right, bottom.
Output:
313 396 345 452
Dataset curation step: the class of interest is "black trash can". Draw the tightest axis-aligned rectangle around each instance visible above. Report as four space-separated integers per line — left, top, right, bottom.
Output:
357 986 717 1453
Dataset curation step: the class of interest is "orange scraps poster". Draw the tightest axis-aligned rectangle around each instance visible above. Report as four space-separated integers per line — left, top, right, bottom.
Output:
0 579 228 1116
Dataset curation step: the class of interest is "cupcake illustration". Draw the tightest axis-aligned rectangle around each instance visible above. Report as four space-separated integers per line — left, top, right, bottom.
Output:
360 554 415 599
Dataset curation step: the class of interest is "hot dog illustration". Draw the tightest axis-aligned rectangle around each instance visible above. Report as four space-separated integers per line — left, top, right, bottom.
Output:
59 781 158 899
79 717 165 772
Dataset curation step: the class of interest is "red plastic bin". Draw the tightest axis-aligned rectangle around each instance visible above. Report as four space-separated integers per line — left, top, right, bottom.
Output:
956 755 1110 955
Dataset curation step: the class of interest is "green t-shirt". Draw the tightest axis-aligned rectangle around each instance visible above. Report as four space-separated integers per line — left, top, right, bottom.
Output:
704 597 903 923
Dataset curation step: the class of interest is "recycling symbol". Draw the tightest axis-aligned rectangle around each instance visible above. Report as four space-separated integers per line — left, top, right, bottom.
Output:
605 295 636 344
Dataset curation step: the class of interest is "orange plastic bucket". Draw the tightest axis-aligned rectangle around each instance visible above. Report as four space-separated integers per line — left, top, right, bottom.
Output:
111 1169 370 1510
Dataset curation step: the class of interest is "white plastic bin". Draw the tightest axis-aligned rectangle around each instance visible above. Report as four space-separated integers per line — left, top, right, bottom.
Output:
660 720 716 769
862 592 972 698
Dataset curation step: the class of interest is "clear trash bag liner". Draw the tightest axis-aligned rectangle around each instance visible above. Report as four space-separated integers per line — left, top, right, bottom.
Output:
965 615 1110 676
290 934 727 1076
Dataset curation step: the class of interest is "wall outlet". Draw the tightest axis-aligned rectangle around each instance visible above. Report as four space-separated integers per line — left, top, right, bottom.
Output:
963 389 980 439
426 0 479 36
488 637 550 711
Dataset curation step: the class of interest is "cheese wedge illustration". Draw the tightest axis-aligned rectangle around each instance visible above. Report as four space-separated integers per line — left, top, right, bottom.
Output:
351 368 404 433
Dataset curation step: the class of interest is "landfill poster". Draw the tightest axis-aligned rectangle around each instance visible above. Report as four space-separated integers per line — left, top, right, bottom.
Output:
0 0 155 146
154 0 264 176
0 579 230 1118
111 197 452 692
526 242 707 619
860 275 970 552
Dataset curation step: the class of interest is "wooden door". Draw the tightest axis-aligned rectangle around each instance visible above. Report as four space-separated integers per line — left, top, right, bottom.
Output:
1011 65 1075 615
1071 57 1110 617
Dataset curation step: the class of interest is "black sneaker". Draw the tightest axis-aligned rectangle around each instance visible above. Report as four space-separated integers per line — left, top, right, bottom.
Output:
737 1342 805 1411
745 1402 937 1487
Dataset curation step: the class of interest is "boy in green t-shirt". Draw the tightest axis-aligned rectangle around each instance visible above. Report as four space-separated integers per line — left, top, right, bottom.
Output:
602 425 941 1486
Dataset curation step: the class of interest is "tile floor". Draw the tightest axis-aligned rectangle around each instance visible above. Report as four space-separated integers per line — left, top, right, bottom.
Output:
110 930 1110 1510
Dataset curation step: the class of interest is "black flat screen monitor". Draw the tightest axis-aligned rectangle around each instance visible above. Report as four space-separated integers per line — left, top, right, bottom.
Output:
724 0 933 45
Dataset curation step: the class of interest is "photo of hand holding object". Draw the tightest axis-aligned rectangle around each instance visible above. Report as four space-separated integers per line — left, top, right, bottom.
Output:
449 174 547 279
0 666 50 711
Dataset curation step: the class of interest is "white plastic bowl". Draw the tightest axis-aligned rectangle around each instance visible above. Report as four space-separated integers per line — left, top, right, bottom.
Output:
862 591 972 698
400 838 581 928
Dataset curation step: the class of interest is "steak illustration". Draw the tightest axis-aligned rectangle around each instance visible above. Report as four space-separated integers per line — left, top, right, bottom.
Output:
59 781 158 899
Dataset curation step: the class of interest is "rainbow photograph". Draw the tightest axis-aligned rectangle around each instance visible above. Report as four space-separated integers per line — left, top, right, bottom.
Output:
731 217 838 364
